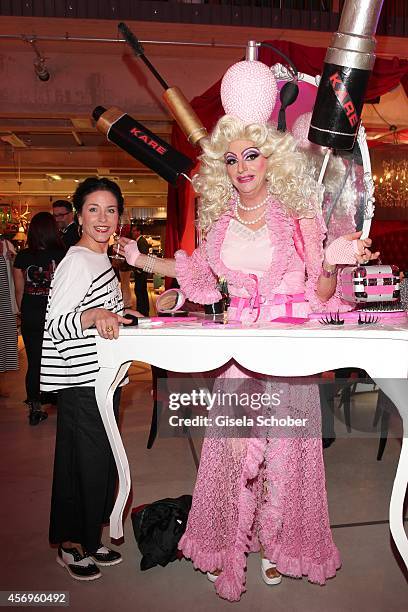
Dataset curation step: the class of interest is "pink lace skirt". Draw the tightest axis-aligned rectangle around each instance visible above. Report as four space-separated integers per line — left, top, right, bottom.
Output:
179 361 341 601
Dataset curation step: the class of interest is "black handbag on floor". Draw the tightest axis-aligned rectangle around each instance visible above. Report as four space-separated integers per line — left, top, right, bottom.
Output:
131 495 192 570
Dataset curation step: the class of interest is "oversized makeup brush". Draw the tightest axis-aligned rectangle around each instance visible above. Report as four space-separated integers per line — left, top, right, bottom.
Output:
118 22 207 146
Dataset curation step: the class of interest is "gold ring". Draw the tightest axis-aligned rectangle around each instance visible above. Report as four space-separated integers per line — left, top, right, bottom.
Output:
106 325 114 333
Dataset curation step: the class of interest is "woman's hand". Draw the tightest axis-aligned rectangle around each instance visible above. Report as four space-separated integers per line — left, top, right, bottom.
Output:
81 307 132 339
118 237 140 265
324 231 380 266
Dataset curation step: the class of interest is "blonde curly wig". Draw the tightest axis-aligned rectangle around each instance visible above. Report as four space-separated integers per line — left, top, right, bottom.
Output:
192 115 321 233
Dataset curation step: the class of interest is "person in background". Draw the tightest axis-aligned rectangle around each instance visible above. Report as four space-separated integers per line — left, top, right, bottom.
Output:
130 224 150 316
13 212 65 425
0 236 18 395
52 200 80 249
42 177 137 581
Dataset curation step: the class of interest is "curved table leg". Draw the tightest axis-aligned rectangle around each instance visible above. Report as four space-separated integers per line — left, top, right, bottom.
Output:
94 362 132 539
372 378 408 569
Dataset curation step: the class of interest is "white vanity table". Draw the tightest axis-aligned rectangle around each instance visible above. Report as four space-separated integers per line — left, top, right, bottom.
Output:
92 318 408 569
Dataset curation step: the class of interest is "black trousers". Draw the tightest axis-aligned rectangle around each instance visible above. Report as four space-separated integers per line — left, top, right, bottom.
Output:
134 271 149 317
21 303 46 402
49 386 121 553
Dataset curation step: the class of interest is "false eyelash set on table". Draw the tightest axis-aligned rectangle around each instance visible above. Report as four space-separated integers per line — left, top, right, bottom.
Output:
311 263 406 327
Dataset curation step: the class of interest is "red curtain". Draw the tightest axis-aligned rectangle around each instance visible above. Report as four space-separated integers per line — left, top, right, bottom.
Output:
165 40 408 260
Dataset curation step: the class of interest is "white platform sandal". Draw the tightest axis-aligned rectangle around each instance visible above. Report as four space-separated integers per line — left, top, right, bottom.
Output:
261 558 282 585
206 571 219 583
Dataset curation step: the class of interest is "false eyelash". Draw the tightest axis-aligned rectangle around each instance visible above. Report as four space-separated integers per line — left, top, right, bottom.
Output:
224 155 237 165
358 313 379 325
318 311 345 325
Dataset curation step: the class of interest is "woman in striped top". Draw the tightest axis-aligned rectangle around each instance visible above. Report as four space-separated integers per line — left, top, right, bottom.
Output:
41 177 134 581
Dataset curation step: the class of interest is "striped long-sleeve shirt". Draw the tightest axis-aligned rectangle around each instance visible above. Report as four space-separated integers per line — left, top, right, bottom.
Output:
40 246 123 391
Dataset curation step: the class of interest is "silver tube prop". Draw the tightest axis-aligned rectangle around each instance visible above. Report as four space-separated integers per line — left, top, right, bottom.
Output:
308 0 384 150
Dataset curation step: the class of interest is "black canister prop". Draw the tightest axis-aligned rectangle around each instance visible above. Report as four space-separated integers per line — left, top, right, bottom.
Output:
308 0 384 150
93 106 194 186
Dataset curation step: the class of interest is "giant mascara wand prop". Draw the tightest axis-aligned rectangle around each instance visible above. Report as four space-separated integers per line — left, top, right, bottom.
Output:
118 22 207 146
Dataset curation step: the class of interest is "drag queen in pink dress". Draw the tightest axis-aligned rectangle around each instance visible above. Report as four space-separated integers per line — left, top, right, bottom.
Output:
121 60 378 601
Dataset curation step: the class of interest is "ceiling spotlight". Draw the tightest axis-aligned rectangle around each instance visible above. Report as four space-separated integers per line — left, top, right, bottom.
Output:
129 178 134 183
46 173 62 181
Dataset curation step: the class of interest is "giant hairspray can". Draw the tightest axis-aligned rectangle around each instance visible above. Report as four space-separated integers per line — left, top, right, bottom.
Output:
308 0 384 150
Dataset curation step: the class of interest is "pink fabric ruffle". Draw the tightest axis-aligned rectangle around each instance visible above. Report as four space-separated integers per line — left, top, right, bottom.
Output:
174 197 352 311
213 437 266 601
205 196 298 300
174 245 221 304
206 204 257 296
299 214 351 313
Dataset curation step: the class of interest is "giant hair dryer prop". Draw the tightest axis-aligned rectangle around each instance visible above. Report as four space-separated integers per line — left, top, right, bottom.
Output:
118 22 207 146
93 106 194 185
308 0 384 150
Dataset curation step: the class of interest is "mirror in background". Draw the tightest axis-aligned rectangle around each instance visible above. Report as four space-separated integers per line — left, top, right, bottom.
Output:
271 65 375 239
308 141 369 241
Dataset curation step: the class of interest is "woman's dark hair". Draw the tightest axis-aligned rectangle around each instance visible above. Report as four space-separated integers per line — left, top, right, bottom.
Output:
27 212 65 252
73 177 124 216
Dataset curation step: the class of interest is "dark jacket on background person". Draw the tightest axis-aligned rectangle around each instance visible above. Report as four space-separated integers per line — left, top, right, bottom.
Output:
61 222 80 249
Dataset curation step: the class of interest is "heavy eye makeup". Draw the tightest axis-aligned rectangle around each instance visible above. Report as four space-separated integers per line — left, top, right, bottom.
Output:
242 147 261 161
224 147 261 165
224 153 238 166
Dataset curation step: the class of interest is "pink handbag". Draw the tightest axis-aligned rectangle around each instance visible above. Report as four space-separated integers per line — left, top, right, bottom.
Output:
340 264 400 304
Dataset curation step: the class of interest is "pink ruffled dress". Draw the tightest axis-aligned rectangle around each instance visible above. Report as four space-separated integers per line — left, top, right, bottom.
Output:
175 199 348 601
220 218 310 322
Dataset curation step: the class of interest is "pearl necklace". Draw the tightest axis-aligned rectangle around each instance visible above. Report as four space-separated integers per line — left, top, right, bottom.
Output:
234 193 269 226
237 193 270 211
234 201 267 226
